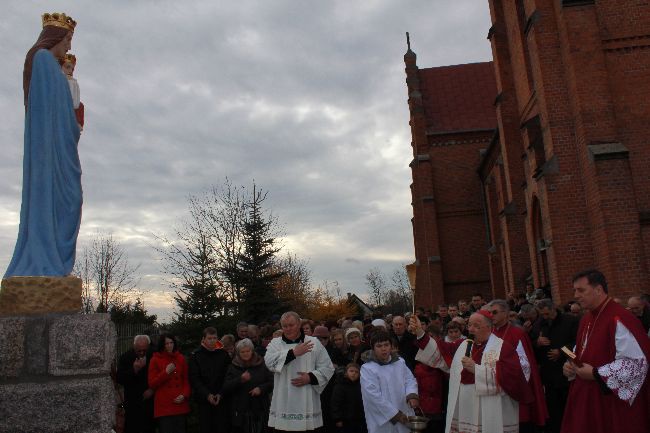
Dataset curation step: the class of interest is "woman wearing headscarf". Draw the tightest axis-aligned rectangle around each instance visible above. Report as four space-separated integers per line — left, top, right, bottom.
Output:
222 338 274 433
5 12 82 277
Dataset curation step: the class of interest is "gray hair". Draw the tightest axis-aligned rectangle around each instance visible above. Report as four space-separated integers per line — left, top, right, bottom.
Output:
488 299 510 313
520 304 537 315
280 311 301 324
220 334 235 345
133 335 151 345
536 298 554 311
235 338 254 354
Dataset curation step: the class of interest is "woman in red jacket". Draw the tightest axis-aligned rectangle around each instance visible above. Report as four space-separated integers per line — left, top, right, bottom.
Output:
148 333 191 433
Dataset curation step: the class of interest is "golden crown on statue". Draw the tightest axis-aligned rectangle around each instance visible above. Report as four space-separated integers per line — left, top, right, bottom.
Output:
42 12 77 32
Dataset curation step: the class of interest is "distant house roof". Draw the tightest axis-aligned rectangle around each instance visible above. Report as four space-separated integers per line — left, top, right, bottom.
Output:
347 293 373 315
419 62 497 133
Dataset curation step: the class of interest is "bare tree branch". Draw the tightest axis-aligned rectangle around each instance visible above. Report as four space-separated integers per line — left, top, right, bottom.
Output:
74 232 140 312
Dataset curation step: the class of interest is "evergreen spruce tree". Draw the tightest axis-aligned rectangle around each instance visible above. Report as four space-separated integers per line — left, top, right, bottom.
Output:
172 231 222 323
236 186 285 323
166 231 224 349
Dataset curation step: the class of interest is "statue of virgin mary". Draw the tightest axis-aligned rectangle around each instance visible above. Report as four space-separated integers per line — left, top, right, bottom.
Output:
5 13 82 277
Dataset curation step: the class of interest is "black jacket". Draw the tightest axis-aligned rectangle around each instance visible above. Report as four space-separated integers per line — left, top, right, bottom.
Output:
637 305 650 333
347 342 371 366
390 331 418 371
116 348 155 433
325 345 348 368
189 345 231 403
536 311 579 388
222 354 274 427
116 348 155 408
330 376 367 426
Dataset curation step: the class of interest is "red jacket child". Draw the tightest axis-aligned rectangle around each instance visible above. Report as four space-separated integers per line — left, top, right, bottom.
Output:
148 349 191 418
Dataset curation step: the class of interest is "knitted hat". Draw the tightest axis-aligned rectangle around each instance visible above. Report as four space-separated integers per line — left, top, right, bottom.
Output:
371 318 387 329
313 325 330 338
345 327 361 340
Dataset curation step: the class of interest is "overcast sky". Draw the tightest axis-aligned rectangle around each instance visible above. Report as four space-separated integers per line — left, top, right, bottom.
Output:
1 1 492 321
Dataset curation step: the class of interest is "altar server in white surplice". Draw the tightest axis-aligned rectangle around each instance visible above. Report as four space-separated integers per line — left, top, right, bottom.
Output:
361 330 420 433
265 311 334 432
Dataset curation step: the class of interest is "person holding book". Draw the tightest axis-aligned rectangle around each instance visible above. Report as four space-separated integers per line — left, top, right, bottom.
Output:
561 270 650 433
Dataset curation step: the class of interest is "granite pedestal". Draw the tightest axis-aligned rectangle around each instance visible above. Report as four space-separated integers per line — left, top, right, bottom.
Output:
0 277 116 433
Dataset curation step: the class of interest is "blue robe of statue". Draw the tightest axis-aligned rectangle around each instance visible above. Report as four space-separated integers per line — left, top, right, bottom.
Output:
5 49 82 277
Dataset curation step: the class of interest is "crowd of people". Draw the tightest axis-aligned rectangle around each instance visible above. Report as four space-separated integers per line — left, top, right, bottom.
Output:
115 269 650 433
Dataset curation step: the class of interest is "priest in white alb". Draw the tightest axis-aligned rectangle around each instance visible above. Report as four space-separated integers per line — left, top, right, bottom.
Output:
410 311 532 433
265 311 335 432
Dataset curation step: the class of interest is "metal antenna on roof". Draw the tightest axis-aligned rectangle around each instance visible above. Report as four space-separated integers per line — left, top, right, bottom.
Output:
406 32 411 50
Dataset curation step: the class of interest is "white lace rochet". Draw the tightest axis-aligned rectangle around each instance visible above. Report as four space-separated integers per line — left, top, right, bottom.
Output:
597 321 648 405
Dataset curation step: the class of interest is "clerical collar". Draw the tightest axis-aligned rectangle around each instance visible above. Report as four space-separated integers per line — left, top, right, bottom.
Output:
282 331 305 344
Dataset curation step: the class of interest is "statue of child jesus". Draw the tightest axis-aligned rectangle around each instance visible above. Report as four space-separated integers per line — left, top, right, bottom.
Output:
60 53 84 130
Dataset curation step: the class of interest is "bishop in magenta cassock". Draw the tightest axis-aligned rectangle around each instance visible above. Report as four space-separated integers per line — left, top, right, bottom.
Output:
561 270 650 433
410 312 532 433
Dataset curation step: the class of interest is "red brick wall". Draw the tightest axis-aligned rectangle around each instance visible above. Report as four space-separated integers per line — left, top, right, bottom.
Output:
429 138 492 303
488 0 650 302
405 53 496 310
407 0 650 309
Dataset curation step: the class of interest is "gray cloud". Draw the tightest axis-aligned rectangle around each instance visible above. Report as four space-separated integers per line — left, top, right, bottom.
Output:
0 0 492 321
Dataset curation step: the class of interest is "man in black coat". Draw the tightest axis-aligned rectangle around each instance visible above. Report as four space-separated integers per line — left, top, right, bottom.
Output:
116 335 155 433
389 315 417 371
520 303 543 342
535 299 579 433
189 327 232 433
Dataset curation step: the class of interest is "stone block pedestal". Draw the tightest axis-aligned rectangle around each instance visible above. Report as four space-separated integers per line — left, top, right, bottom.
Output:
0 313 116 433
0 376 115 433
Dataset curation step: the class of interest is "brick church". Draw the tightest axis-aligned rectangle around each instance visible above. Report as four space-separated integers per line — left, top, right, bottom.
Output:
406 0 650 309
